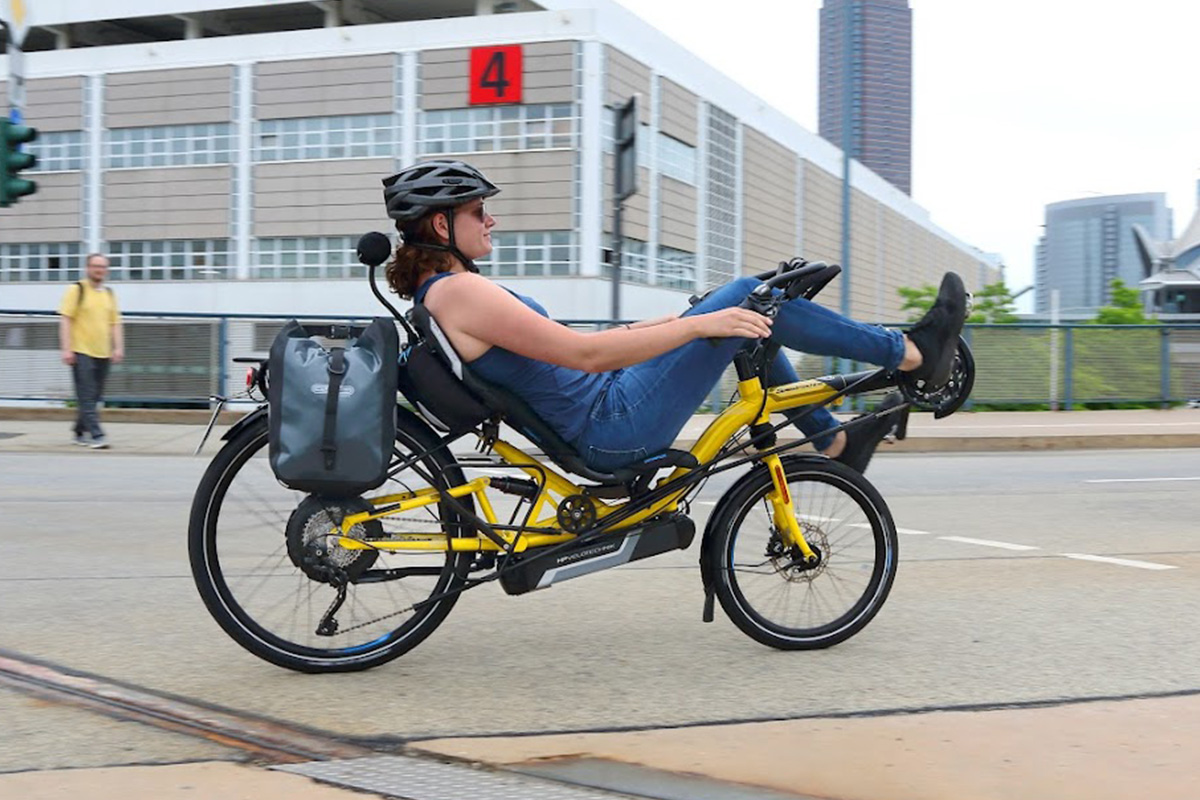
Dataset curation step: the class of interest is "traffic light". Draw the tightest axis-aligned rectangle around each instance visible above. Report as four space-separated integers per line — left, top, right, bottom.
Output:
0 120 39 207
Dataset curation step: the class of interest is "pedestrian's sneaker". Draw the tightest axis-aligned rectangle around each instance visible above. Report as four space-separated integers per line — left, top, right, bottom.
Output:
89 436 110 450
73 433 90 446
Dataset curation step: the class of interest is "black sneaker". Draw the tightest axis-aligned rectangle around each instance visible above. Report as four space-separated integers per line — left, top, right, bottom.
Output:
906 272 968 389
834 392 908 474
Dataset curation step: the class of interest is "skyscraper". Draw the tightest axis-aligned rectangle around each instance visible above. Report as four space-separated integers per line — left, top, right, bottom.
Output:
819 0 913 195
1035 193 1172 316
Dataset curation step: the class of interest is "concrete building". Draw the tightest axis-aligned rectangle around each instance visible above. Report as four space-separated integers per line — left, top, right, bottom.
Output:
1 0 995 325
1035 193 1171 316
818 0 912 196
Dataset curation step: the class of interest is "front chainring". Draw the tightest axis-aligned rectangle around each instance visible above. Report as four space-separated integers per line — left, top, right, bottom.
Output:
898 335 975 419
285 496 382 585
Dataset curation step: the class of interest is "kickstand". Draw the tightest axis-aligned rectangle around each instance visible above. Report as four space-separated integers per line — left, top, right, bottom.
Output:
702 586 716 623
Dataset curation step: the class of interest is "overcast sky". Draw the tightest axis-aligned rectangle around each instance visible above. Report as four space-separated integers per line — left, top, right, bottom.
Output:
614 0 1200 312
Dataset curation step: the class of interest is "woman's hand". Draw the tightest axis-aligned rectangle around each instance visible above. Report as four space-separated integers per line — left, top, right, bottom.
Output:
690 307 773 340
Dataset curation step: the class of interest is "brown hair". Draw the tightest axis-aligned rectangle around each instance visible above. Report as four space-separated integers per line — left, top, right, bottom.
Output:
384 214 453 299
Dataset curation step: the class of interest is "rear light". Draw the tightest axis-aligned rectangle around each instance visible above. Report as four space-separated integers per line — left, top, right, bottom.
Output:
246 367 257 390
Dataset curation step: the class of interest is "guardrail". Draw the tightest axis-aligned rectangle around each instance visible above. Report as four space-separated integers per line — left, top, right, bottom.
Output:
3 310 1199 410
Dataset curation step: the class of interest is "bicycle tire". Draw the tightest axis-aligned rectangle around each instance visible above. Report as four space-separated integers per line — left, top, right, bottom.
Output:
706 457 897 650
188 407 474 672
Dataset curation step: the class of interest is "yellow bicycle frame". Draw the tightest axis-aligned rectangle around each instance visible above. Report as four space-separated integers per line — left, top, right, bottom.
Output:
336 373 847 558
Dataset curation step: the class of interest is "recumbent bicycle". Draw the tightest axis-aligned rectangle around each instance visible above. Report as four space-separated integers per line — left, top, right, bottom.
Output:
187 236 975 673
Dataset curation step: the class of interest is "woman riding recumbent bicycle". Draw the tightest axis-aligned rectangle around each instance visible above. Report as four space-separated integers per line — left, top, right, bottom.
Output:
188 160 974 673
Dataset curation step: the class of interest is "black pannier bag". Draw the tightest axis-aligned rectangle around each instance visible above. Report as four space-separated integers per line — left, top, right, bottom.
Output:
396 304 493 434
268 319 398 497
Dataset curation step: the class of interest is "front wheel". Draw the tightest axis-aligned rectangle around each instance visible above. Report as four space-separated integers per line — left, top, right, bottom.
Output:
705 457 898 650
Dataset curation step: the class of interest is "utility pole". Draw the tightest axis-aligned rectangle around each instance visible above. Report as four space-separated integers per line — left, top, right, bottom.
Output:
610 95 638 323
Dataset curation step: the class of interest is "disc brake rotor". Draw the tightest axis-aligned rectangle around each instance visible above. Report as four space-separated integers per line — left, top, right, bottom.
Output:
766 521 829 581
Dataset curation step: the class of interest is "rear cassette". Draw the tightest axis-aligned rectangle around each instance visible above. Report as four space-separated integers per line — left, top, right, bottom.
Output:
285 496 382 584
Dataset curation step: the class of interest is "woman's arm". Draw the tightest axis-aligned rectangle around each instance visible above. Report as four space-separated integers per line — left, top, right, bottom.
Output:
427 273 770 373
627 314 678 330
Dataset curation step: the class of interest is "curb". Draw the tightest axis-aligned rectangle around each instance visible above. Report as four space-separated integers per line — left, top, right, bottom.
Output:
0 407 245 425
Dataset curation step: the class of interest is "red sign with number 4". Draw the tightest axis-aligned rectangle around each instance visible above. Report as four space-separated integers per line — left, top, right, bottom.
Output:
470 45 523 105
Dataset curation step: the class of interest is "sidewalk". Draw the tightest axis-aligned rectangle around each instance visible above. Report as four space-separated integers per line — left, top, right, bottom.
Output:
4 406 1200 455
7 694 1200 800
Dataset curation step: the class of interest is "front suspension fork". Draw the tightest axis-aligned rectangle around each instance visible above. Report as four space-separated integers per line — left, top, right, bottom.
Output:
762 454 817 563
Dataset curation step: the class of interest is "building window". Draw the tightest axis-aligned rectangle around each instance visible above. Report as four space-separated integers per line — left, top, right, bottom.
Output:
255 115 397 162
28 131 84 172
419 104 577 155
476 231 577 277
657 245 697 290
0 242 84 282
106 124 234 169
705 105 739 289
600 238 651 285
107 240 231 281
656 133 697 185
252 236 365 280
601 108 652 168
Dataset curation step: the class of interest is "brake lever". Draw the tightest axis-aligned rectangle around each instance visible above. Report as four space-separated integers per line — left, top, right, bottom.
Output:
705 286 779 347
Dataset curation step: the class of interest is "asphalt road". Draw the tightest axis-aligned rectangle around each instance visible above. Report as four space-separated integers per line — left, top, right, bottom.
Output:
3 447 1200 772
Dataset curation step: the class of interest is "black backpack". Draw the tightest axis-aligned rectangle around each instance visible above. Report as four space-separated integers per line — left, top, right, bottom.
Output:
267 319 398 498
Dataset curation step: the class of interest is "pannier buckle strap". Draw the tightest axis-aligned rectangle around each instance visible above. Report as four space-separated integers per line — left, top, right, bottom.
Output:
321 348 347 470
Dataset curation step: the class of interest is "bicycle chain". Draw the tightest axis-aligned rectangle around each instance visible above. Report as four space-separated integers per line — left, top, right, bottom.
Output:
314 514 479 637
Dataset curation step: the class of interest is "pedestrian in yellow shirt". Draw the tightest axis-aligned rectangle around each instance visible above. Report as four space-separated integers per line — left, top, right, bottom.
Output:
58 253 124 449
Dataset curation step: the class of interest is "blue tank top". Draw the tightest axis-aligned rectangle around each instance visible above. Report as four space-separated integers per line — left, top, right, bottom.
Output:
414 272 609 443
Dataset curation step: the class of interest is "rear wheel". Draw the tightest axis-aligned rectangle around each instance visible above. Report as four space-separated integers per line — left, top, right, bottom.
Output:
188 408 474 672
706 457 897 649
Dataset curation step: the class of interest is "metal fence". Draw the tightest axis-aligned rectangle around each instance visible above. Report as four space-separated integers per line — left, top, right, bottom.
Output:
4 310 1200 410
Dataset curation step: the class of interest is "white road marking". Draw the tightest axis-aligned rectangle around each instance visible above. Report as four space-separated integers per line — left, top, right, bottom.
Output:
1085 477 1200 484
938 422 1199 430
1060 553 1178 570
848 523 932 535
938 536 1040 551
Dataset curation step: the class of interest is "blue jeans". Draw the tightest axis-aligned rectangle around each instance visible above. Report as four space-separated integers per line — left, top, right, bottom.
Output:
574 277 906 471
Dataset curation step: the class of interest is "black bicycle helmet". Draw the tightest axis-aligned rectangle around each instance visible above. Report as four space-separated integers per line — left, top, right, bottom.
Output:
382 160 500 224
381 160 500 272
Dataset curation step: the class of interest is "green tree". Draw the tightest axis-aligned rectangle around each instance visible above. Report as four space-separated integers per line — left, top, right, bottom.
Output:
898 281 1018 323
1092 278 1149 325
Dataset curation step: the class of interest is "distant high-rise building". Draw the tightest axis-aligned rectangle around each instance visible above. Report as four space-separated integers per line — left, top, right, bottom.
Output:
1035 194 1172 316
819 0 912 195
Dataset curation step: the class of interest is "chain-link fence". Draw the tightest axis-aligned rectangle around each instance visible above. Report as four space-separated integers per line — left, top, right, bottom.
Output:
3 311 1198 410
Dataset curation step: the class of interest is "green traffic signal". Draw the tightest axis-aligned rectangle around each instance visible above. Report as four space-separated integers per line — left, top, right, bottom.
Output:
0 120 39 207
